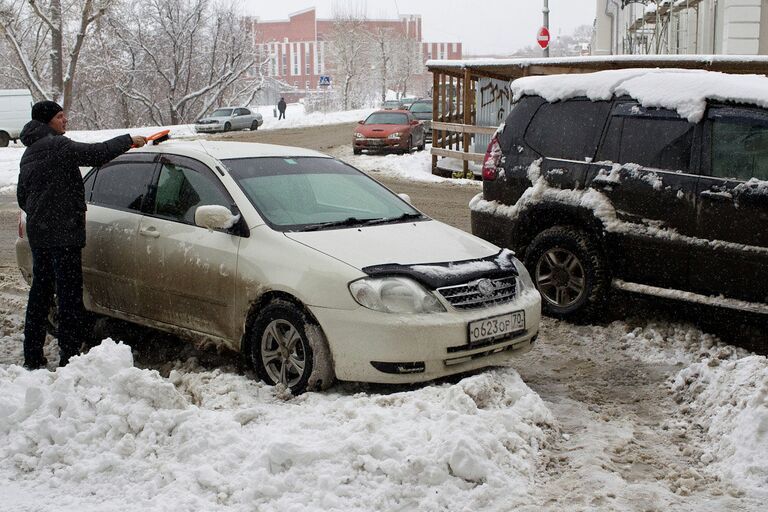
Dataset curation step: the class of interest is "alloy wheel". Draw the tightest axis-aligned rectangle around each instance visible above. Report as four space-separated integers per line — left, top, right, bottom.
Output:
260 319 307 387
535 248 586 308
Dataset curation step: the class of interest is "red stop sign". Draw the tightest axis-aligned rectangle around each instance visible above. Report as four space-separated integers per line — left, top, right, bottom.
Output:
537 26 550 49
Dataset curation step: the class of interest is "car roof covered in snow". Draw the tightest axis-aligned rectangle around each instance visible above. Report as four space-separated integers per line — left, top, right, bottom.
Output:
510 68 768 123
131 140 330 160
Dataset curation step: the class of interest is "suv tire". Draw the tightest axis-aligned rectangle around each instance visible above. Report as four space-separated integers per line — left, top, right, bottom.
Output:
250 120 259 131
250 299 335 394
524 226 608 319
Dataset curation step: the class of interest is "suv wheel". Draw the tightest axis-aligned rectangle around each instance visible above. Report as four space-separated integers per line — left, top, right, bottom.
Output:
0 131 9 147
250 299 335 394
524 226 607 319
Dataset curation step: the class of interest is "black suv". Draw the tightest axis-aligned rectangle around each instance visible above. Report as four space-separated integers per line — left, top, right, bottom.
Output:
471 79 768 320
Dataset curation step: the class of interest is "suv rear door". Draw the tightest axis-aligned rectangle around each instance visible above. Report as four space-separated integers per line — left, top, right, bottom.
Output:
592 101 701 290
690 105 768 304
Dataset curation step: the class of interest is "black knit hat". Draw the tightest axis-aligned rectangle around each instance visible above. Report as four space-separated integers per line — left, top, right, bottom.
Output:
31 101 63 124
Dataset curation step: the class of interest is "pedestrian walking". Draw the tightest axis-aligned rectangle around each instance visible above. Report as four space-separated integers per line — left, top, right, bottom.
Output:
17 101 146 369
277 97 287 120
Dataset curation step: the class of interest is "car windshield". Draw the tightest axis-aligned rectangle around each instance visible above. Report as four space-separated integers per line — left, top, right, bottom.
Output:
383 101 401 108
409 102 432 114
222 157 424 231
211 108 233 117
365 113 408 125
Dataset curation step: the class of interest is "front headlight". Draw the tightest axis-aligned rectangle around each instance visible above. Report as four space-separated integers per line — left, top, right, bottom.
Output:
387 132 402 140
354 132 364 139
512 257 535 291
349 277 446 314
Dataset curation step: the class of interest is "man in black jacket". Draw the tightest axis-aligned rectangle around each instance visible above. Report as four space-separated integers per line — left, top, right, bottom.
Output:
277 97 286 120
17 101 146 369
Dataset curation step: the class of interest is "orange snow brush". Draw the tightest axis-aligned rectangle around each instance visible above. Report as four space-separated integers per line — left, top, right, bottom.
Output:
132 129 170 148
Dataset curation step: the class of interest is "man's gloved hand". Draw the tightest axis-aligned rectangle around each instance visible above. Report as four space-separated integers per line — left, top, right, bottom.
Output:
131 135 147 148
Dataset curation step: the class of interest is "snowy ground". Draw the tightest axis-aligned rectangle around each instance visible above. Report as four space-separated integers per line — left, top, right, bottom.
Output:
0 108 766 511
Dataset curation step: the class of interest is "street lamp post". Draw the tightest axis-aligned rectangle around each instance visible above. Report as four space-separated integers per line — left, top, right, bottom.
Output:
543 0 550 57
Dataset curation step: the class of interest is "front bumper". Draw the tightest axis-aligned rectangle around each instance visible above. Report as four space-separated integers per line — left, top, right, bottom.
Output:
310 288 541 384
354 137 408 152
195 124 224 133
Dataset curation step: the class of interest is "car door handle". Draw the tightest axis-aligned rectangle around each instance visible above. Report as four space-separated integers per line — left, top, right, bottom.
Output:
139 227 160 238
699 190 732 202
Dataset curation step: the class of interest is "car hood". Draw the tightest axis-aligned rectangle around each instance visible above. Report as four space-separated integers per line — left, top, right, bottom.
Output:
198 116 231 122
356 124 407 137
283 219 499 270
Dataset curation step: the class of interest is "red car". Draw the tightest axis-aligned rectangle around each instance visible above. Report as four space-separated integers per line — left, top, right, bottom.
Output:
353 110 426 155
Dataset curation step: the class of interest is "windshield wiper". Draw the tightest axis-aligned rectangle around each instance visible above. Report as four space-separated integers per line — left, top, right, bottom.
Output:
361 212 425 226
300 217 377 232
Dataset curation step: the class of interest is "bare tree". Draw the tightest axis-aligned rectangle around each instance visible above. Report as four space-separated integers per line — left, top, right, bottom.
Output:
326 5 369 110
368 26 397 102
390 37 423 99
100 0 265 125
0 0 114 109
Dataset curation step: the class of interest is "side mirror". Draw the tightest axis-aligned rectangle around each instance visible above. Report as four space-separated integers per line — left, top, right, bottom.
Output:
410 120 419 125
194 205 241 231
398 193 412 204
358 120 364 124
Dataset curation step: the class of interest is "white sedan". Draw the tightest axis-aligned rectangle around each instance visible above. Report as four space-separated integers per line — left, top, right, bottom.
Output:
16 141 541 393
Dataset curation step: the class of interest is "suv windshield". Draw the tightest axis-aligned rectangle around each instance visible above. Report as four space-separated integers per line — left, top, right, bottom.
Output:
409 102 432 114
211 108 233 117
223 157 424 231
365 113 408 125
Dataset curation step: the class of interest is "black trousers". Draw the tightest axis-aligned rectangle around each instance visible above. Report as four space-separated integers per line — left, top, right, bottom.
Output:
278 110 285 120
24 246 85 367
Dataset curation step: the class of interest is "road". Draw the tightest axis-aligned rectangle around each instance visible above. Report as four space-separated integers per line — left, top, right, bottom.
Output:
0 122 763 510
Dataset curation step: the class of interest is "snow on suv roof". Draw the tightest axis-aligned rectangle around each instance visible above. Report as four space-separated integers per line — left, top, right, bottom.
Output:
511 68 768 122
132 140 330 160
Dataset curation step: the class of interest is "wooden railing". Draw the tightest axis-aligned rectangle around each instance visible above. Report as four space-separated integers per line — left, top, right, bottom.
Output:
430 121 497 177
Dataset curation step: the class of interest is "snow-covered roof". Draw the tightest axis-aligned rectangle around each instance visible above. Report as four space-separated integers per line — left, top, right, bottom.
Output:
134 140 330 160
510 68 768 122
426 54 768 69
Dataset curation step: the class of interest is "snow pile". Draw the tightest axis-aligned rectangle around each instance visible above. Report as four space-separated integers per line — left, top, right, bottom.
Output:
511 68 768 122
0 339 554 511
673 354 768 497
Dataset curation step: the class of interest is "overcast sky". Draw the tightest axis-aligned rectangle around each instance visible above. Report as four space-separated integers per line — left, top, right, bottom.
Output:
243 0 597 55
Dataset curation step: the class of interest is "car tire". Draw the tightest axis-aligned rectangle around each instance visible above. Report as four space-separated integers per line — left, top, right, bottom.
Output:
417 136 425 151
224 122 231 132
250 299 335 394
403 136 413 154
250 120 259 131
524 226 608 320
353 147 362 155
0 131 9 148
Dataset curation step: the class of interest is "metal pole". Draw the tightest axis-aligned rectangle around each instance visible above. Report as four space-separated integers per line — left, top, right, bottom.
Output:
543 0 550 57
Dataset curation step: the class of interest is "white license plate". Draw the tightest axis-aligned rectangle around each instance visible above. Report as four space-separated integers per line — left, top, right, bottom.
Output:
468 311 525 344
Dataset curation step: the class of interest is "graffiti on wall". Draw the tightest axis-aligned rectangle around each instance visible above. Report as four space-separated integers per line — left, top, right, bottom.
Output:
474 77 512 151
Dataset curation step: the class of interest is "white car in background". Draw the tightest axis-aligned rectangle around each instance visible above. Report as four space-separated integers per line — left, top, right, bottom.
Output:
195 107 263 133
16 141 541 393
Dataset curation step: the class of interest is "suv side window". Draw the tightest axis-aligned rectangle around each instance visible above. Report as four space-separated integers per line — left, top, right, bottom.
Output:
601 103 696 172
91 162 156 211
709 108 768 181
152 156 232 225
235 108 250 116
524 99 610 161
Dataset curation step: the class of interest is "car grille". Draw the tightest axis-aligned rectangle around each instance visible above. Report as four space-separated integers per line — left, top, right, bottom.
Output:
436 276 517 310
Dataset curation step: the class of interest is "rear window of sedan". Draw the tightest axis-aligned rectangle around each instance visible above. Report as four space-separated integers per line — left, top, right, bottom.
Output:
223 157 420 231
409 102 432 114
211 108 233 116
365 112 409 125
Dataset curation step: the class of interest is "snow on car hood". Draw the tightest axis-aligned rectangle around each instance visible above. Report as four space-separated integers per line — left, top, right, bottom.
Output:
284 219 500 270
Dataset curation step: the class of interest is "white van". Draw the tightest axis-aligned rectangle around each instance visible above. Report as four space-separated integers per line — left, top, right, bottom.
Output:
0 89 33 147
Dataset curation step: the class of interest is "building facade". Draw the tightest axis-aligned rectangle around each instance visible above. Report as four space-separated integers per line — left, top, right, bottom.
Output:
593 0 768 55
250 7 462 98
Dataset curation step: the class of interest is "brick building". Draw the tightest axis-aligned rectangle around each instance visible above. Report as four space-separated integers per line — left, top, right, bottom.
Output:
251 7 462 99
